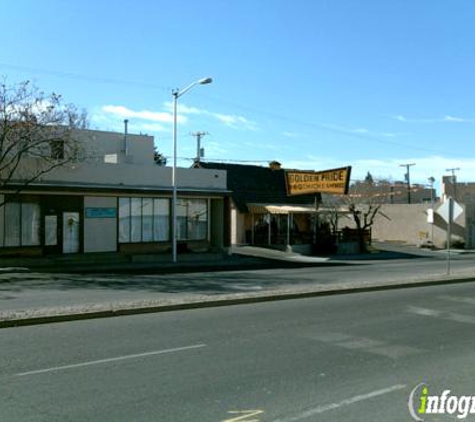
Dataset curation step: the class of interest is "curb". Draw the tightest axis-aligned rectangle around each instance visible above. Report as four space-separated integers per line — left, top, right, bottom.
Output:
25 259 355 275
2 275 475 329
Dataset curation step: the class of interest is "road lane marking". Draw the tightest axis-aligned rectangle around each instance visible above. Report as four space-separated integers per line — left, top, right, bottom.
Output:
272 384 406 422
308 332 423 359
440 295 475 307
223 410 264 422
15 343 206 377
407 305 475 325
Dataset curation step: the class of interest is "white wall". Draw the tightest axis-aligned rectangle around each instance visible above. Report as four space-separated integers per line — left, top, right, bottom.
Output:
231 206 247 245
83 196 117 253
339 203 467 248
73 128 154 165
25 161 227 192
9 127 228 193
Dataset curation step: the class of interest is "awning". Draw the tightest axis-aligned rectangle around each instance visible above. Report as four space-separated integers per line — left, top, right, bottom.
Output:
247 204 317 214
247 203 351 215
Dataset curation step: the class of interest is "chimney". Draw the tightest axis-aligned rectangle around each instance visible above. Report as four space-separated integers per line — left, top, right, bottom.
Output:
269 160 282 170
124 119 129 156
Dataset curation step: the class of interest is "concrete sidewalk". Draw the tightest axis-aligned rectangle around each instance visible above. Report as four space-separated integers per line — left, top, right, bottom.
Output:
1 244 474 328
1 268 475 329
0 241 449 275
0 248 347 275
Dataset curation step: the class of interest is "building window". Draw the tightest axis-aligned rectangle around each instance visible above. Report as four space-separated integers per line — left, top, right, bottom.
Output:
153 198 169 241
118 197 170 243
177 198 208 241
142 198 153 242
3 201 40 247
50 140 65 159
118 198 131 243
130 197 142 242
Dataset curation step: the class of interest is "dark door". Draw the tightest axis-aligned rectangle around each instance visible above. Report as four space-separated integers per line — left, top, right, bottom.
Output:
41 196 82 254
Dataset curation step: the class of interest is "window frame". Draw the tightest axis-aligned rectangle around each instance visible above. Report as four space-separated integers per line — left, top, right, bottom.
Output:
2 198 41 247
118 197 171 244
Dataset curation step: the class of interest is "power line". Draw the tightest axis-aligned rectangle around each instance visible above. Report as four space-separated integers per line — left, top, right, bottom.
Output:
0 61 467 158
0 62 170 92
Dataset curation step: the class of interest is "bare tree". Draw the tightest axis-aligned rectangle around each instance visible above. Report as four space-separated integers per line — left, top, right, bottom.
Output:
0 79 87 205
322 179 388 253
347 202 382 252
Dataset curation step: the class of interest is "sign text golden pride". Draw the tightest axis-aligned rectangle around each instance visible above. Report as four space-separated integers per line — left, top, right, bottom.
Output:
285 166 351 195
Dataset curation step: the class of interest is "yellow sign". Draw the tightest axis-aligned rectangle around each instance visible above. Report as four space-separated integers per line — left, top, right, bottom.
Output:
286 166 351 195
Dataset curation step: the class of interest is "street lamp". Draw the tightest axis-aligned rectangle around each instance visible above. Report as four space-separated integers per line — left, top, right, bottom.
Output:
171 77 212 263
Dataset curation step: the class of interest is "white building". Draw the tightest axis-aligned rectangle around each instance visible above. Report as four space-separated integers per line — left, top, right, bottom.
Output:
0 128 230 256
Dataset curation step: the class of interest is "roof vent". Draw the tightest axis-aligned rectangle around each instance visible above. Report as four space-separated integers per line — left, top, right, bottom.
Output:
269 160 282 170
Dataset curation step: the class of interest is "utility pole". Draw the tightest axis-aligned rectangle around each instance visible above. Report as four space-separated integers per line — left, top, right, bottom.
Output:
445 167 460 200
400 163 416 204
428 176 435 247
191 131 208 165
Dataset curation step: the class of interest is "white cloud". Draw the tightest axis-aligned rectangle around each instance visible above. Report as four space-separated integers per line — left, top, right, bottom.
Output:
282 131 302 138
392 115 408 122
351 128 370 134
163 101 259 131
443 115 471 123
101 105 185 124
201 141 228 156
133 123 167 133
321 123 402 139
212 113 259 131
163 102 202 115
96 101 259 134
392 114 473 123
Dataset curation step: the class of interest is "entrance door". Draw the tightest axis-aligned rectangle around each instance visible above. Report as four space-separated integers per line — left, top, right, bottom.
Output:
62 212 80 253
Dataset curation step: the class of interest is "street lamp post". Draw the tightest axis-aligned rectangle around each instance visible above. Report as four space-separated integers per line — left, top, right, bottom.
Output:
171 77 212 263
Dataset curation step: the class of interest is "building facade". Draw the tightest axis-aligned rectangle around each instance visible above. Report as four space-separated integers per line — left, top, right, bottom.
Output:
0 128 230 256
196 161 324 253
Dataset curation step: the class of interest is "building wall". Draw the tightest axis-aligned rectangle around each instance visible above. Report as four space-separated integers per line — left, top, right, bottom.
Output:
442 177 475 204
10 126 227 192
339 204 466 248
73 128 154 166
38 163 227 191
349 181 435 204
83 196 118 253
210 198 224 250
0 128 229 256
464 204 475 249
231 205 247 245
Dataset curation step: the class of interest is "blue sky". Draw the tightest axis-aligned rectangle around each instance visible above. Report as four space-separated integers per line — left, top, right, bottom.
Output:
2 0 475 186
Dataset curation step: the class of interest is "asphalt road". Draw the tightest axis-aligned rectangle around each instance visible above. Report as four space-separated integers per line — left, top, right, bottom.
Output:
1 254 475 312
3 281 475 421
